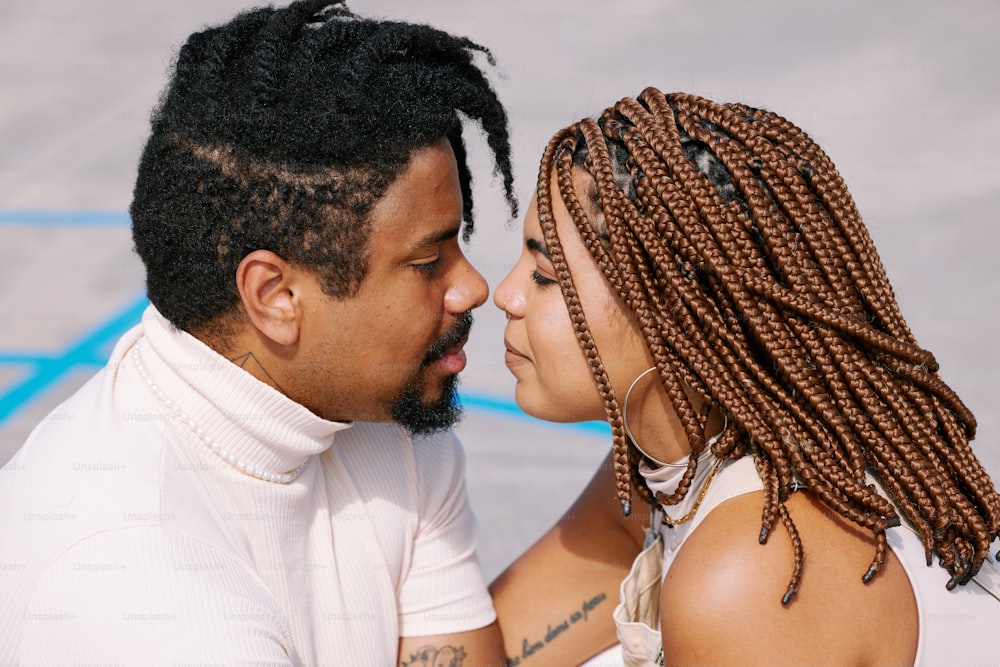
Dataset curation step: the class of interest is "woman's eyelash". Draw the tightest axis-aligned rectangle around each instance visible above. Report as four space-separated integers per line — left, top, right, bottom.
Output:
531 270 555 286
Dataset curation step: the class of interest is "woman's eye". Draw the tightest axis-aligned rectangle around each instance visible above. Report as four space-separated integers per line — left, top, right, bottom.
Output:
531 269 556 286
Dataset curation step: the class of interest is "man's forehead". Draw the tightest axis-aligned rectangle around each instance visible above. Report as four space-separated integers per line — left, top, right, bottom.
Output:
367 204 462 241
365 140 464 250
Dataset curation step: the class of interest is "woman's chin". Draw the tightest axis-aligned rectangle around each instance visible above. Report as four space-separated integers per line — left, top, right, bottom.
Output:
513 390 598 425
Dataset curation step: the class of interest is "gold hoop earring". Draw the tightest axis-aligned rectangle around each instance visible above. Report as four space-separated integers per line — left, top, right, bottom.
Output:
622 366 726 468
623 367 673 467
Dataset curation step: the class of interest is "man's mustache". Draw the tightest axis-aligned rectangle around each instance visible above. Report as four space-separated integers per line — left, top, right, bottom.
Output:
422 312 474 366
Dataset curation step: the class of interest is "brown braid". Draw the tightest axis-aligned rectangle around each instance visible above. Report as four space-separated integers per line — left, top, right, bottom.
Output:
536 130 635 513
534 88 1000 600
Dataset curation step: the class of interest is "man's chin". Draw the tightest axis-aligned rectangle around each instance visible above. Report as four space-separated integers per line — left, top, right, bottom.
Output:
390 375 462 436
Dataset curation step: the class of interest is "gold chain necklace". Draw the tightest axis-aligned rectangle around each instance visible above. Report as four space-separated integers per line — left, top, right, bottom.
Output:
658 458 724 527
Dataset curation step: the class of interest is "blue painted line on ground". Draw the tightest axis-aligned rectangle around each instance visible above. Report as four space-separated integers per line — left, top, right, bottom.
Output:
0 354 53 365
460 392 611 437
0 352 107 366
0 210 130 226
0 294 149 422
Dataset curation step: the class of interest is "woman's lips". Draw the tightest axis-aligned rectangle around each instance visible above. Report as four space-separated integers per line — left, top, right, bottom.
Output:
503 338 530 368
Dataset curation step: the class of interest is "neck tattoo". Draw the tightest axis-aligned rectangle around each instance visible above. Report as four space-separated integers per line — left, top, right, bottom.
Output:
230 351 288 396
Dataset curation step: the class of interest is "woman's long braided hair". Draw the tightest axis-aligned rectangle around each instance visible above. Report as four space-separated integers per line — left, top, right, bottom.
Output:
535 87 1000 602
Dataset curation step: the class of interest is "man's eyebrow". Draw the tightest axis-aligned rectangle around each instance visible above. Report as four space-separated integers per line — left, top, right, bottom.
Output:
526 238 551 260
411 225 460 250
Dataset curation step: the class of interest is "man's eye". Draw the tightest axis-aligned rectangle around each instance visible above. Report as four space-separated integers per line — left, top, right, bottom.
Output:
413 259 441 274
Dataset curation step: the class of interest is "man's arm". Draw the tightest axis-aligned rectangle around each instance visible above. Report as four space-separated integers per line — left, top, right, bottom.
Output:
397 430 505 661
399 622 505 667
490 451 647 665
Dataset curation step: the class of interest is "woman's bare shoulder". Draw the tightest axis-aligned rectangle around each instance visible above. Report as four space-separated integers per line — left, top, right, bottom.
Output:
659 490 918 666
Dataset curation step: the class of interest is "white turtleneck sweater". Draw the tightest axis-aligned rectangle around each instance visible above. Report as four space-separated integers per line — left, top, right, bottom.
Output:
0 306 494 665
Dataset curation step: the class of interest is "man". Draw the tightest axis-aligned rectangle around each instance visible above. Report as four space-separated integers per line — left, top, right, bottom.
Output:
0 1 522 663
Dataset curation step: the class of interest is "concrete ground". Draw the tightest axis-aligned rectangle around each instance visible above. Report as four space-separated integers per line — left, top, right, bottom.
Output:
1 0 998 583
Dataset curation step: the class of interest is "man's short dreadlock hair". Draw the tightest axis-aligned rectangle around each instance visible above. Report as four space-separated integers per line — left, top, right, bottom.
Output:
130 0 516 335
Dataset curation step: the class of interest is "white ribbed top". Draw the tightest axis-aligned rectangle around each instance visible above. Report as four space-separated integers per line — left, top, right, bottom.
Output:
0 306 494 664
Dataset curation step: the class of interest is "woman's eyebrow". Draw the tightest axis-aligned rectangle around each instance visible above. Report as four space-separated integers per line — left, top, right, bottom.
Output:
526 238 551 260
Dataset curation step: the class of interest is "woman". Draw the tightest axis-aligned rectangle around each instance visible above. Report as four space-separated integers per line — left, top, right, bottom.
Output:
493 88 1000 665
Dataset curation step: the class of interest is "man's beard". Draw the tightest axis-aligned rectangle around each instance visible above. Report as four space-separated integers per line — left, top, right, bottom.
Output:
389 312 472 436
390 373 462 437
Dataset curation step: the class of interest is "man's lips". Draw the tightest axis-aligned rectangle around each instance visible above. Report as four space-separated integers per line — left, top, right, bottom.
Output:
433 337 468 374
421 311 474 377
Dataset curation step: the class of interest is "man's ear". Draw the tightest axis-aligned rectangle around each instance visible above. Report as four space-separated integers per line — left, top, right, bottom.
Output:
235 250 301 347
